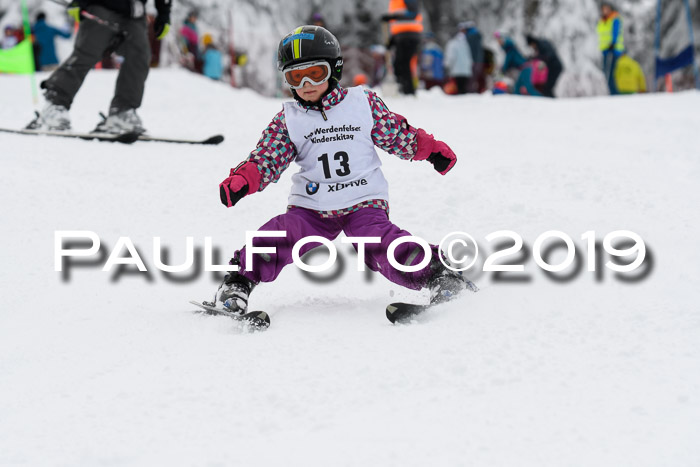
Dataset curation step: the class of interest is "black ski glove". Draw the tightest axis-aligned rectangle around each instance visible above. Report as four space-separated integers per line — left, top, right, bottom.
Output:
427 153 454 174
154 14 170 40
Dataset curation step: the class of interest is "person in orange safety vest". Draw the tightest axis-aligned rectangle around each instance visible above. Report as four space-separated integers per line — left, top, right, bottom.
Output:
381 0 424 95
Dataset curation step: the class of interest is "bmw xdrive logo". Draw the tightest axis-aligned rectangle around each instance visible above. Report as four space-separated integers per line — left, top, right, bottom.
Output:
306 182 320 195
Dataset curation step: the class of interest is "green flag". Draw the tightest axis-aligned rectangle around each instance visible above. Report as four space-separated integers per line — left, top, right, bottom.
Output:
0 39 35 74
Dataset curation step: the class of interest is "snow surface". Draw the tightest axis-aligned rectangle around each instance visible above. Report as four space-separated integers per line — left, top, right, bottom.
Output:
1 69 700 466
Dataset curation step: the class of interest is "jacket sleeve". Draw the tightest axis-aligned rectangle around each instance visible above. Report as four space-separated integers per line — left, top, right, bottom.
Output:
611 18 621 48
154 0 172 21
245 109 298 192
365 89 417 160
52 25 71 39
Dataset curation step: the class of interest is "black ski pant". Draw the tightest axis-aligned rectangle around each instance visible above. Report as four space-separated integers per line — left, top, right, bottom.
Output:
392 32 421 95
454 76 469 94
41 4 150 111
542 61 562 98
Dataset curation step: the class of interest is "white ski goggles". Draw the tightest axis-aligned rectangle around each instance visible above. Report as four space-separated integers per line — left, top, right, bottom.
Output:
282 61 332 89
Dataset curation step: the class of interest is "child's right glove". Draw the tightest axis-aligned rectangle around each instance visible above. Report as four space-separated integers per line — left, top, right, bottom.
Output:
413 129 457 175
219 162 261 208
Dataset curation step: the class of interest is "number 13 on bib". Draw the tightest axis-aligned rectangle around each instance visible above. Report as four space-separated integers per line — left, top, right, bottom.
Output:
284 87 390 211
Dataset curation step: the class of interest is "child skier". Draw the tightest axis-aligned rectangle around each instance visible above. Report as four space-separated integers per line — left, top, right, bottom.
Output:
215 26 476 315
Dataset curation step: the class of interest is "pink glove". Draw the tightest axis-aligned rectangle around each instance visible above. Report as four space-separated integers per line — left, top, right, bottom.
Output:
413 128 457 175
219 162 262 208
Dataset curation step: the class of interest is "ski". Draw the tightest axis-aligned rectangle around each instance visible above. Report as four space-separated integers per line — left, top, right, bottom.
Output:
137 134 224 145
189 300 270 330
386 302 432 324
0 127 223 145
387 278 479 324
0 127 139 143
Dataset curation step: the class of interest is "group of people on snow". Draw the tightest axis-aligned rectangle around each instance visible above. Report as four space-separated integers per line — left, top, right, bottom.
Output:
174 9 232 81
2 15 71 72
353 0 643 98
7 0 652 138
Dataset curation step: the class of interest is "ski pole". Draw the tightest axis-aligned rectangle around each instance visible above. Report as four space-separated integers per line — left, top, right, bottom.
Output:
45 0 124 35
79 10 124 34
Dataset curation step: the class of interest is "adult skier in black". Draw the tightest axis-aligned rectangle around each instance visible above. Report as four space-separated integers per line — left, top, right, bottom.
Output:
27 0 171 134
525 34 563 98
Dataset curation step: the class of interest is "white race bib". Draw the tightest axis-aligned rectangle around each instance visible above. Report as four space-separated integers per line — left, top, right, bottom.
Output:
284 87 389 211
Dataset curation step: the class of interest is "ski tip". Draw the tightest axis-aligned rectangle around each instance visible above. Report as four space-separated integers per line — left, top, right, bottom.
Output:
115 132 140 144
242 310 271 329
202 134 224 145
386 304 399 324
386 302 432 324
190 301 271 330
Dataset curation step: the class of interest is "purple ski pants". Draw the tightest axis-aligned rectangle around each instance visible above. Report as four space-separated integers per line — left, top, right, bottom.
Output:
236 207 437 290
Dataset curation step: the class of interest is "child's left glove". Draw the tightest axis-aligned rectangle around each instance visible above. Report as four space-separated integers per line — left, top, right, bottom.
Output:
413 129 457 175
219 162 261 208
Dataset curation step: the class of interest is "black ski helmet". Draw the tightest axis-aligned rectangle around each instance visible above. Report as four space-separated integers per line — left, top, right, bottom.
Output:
277 26 343 93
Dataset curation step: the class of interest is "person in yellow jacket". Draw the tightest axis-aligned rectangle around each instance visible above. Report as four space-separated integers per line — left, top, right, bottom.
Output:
381 0 424 95
597 2 625 95
614 54 647 94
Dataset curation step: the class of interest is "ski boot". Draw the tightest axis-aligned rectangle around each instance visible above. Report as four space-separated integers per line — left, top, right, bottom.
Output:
94 108 146 135
426 259 479 305
214 271 256 315
25 103 71 131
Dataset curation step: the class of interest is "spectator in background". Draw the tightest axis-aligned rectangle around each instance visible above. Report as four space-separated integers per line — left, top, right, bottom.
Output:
463 21 485 93
180 9 200 71
444 23 473 95
369 44 387 87
614 53 646 94
525 34 563 97
202 33 223 81
496 33 526 74
597 2 624 95
353 73 369 87
495 32 542 97
381 0 424 95
2 26 19 49
419 32 445 90
33 12 71 71
147 14 162 67
309 13 326 28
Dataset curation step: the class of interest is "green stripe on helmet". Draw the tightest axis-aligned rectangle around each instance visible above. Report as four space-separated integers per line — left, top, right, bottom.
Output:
293 26 303 59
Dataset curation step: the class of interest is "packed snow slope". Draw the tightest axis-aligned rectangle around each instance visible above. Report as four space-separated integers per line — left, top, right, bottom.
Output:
1 69 699 467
